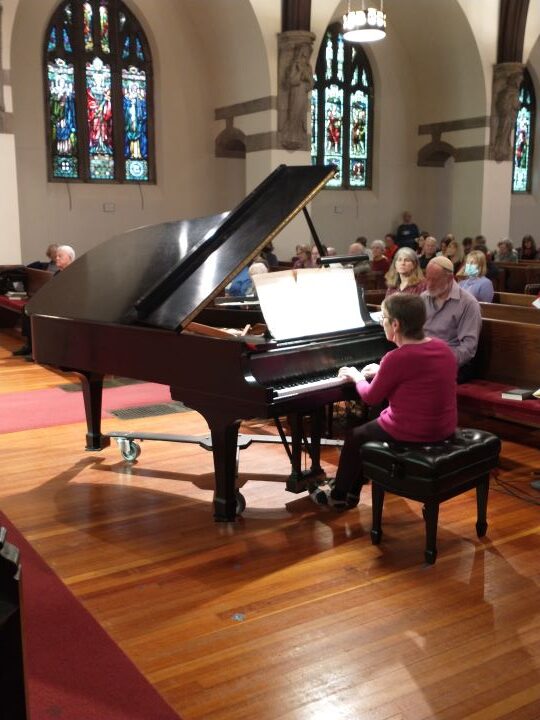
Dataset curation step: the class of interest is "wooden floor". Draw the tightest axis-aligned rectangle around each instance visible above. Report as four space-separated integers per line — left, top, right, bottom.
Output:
1 329 540 719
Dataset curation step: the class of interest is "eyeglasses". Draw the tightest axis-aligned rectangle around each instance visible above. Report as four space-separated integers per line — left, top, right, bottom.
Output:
379 315 390 324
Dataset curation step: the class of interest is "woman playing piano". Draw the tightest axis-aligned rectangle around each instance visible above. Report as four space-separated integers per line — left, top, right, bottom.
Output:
311 294 457 509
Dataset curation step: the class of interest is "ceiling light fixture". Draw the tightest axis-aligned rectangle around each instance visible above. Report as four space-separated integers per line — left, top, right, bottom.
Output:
343 0 386 42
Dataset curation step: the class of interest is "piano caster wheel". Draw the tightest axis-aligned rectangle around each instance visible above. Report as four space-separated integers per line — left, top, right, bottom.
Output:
236 490 246 515
119 439 141 463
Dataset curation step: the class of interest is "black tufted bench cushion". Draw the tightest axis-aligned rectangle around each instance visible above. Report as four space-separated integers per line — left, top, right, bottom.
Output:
361 428 501 564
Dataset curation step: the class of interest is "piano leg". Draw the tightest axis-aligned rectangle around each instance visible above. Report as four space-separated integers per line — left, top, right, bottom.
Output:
208 418 242 522
78 372 111 451
286 411 325 493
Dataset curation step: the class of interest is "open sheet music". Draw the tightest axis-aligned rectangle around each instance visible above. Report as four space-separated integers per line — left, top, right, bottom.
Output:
253 267 364 340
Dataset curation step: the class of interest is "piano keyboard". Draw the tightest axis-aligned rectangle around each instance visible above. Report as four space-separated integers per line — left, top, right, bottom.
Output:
273 373 348 399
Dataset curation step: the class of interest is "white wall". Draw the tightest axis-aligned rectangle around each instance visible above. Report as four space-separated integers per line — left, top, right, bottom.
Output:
10 0 248 263
0 134 21 262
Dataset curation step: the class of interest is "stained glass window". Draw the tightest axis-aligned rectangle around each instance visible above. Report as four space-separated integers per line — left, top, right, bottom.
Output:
512 70 535 194
311 24 374 189
44 0 154 183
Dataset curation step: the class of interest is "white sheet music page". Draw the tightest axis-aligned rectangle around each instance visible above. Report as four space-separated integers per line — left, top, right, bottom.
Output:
253 267 364 340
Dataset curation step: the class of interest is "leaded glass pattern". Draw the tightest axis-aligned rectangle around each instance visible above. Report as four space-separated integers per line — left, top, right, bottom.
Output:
100 3 110 53
83 2 93 51
122 66 148 181
48 59 78 178
512 70 535 194
86 58 114 179
44 0 154 183
312 24 374 189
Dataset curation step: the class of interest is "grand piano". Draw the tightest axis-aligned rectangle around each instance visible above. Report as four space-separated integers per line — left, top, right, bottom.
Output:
28 165 391 521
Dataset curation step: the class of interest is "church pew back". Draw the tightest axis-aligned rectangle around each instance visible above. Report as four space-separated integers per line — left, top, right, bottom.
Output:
480 302 540 325
494 291 536 307
475 317 540 387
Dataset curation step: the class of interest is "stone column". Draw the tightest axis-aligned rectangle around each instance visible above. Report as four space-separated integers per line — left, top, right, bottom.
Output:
278 30 315 151
488 62 524 162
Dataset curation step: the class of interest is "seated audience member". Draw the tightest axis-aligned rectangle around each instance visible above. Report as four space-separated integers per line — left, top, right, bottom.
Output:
444 236 465 275
347 240 371 274
457 250 494 302
311 294 457 509
396 211 419 249
494 238 518 262
473 235 492 259
311 244 329 266
423 256 482 383
228 257 268 296
261 242 279 269
437 236 450 256
419 235 438 269
519 234 538 260
228 266 252 296
54 245 76 271
326 246 337 256
416 232 429 256
350 236 372 258
383 233 398 262
385 247 426 297
462 236 473 256
370 240 390 273
27 243 58 272
248 259 269 289
292 244 313 269
13 244 76 357
472 237 498 281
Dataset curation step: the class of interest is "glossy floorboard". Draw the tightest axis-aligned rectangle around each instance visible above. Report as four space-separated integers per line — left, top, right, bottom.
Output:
1 329 539 720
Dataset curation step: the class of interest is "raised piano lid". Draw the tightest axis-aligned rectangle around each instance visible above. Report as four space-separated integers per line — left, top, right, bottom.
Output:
26 164 336 331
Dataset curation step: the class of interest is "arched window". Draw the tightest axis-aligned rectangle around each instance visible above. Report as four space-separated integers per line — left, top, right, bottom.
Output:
512 69 535 194
44 0 154 183
311 23 374 189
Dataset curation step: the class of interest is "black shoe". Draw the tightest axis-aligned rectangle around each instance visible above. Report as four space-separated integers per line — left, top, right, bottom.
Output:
310 484 354 511
12 345 31 356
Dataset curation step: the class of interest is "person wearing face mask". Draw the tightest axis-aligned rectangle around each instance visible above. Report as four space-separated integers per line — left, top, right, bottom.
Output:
310 294 457 509
457 251 494 302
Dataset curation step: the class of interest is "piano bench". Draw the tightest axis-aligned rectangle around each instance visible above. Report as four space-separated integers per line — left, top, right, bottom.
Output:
361 428 501 565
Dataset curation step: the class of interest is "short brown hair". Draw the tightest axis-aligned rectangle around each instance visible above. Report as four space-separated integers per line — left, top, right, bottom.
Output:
383 294 426 340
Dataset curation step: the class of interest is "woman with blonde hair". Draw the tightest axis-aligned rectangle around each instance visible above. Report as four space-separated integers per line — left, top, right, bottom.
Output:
384 246 426 297
457 250 494 302
292 244 313 269
444 236 465 275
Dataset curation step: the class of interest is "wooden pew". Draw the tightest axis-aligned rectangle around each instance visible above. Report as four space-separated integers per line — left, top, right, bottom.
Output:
0 268 54 328
480 302 540 325
458 318 540 428
493 291 537 307
495 262 540 293
364 289 386 306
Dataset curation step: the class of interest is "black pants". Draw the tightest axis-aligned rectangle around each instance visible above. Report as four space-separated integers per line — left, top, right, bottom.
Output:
21 313 32 350
333 419 395 500
457 359 476 384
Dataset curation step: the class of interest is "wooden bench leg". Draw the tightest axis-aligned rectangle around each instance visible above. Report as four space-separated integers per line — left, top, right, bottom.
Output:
423 501 439 565
370 483 384 545
475 474 489 537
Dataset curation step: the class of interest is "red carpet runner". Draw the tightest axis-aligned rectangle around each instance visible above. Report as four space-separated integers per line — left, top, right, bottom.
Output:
1 512 180 719
0 382 173 433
